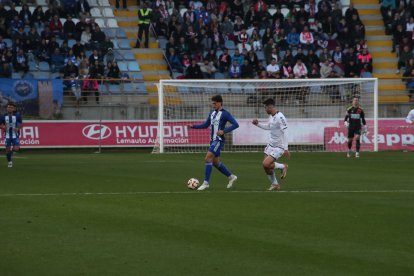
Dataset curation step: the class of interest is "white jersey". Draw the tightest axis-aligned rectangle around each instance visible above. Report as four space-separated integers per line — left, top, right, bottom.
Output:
257 111 288 150
406 109 414 124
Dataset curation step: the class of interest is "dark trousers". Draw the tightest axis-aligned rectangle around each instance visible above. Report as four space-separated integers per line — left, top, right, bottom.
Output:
136 24 149 48
116 0 126 9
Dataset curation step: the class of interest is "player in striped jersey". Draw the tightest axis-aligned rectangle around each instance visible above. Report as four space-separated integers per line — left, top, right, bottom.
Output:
0 102 22 168
188 95 239 191
253 98 290 191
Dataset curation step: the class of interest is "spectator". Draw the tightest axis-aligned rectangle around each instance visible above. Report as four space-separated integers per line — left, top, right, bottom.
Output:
293 59 308 78
357 48 373 73
103 47 115 65
13 48 28 74
246 50 259 72
308 62 321 78
77 0 91 17
249 29 262 52
50 47 65 73
403 68 414 100
266 58 280 78
320 59 332 78
19 4 32 26
299 25 315 50
322 16 338 40
91 25 106 51
82 76 99 104
344 60 360 78
228 60 241 78
218 48 231 73
199 59 216 79
186 59 203 79
397 45 413 74
204 49 218 68
167 47 183 73
107 60 120 84
72 39 85 58
31 5 44 30
231 49 244 66
116 0 127 10
49 14 63 38
80 26 92 49
63 59 79 77
332 46 343 64
287 27 300 49
282 59 294 79
63 15 76 39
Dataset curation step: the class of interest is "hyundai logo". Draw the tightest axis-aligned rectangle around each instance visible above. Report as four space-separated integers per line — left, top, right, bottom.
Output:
82 124 112 140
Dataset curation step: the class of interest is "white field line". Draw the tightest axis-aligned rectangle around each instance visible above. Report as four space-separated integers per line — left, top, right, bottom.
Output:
1 190 414 197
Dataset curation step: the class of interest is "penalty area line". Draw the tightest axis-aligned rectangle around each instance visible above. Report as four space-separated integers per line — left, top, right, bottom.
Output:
0 190 414 197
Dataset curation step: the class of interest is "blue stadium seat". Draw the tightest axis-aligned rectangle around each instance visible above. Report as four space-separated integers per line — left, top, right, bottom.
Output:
23 72 34 79
131 73 143 80
68 39 76 48
108 84 121 93
118 39 131 50
116 29 127 39
128 61 140 71
3 38 12 48
104 28 116 39
256 51 265 61
114 50 123 61
34 71 50 79
158 37 168 49
12 72 21 79
98 84 108 94
136 83 148 94
122 51 135 61
38 61 50 71
224 40 236 50
123 82 135 93
118 61 128 71
29 61 38 71
214 72 225 79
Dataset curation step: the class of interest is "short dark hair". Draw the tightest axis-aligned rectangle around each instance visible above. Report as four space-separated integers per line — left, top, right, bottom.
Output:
7 102 16 108
212 95 223 103
263 98 275 106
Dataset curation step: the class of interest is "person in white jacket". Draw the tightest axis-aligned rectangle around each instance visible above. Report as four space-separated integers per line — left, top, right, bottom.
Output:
406 108 414 124
252 98 290 191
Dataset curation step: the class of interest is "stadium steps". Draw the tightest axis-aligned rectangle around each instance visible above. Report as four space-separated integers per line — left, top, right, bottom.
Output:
354 0 410 103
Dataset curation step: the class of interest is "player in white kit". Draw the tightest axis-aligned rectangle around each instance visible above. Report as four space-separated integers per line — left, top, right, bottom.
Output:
406 108 414 124
252 98 290 191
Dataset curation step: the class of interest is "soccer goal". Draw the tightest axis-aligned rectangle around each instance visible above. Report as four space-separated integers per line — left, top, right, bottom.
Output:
153 78 378 153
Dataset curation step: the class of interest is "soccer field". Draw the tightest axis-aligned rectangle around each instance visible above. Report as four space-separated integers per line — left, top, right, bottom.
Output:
0 151 413 275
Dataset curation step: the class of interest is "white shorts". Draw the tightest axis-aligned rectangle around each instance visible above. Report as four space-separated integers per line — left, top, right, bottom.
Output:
264 145 284 160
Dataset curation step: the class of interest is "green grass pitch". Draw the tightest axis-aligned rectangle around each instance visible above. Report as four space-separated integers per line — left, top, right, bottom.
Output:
0 151 413 275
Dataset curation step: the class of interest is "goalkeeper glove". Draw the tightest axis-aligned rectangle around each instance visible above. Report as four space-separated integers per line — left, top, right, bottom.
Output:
344 121 349 128
362 125 368 134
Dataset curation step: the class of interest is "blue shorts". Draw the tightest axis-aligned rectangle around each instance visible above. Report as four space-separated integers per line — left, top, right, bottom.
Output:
5 138 20 148
208 139 224 157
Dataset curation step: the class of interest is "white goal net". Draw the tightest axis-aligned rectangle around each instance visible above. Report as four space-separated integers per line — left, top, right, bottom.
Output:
153 78 378 153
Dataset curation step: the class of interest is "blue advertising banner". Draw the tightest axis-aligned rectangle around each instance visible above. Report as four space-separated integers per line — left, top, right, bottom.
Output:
0 79 63 118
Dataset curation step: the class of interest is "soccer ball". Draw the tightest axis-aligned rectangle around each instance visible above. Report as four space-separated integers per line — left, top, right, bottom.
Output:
187 178 199 190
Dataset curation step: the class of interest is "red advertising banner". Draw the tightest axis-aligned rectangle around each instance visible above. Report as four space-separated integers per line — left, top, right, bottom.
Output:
324 126 414 151
0 121 210 148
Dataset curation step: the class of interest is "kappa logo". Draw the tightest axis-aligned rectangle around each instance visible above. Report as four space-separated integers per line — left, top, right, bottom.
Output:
82 124 112 140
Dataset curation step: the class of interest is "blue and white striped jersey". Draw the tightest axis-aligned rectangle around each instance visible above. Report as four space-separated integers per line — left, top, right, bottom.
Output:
0 113 23 139
193 108 239 141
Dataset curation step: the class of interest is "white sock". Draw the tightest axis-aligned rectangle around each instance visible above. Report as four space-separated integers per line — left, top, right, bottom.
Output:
275 163 285 170
267 173 278 185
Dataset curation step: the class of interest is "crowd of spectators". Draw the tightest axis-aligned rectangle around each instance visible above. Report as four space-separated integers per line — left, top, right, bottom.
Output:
0 0 126 104
382 0 414 98
155 0 372 80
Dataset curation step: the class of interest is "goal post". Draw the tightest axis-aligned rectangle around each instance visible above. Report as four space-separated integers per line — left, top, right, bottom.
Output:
155 78 378 153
